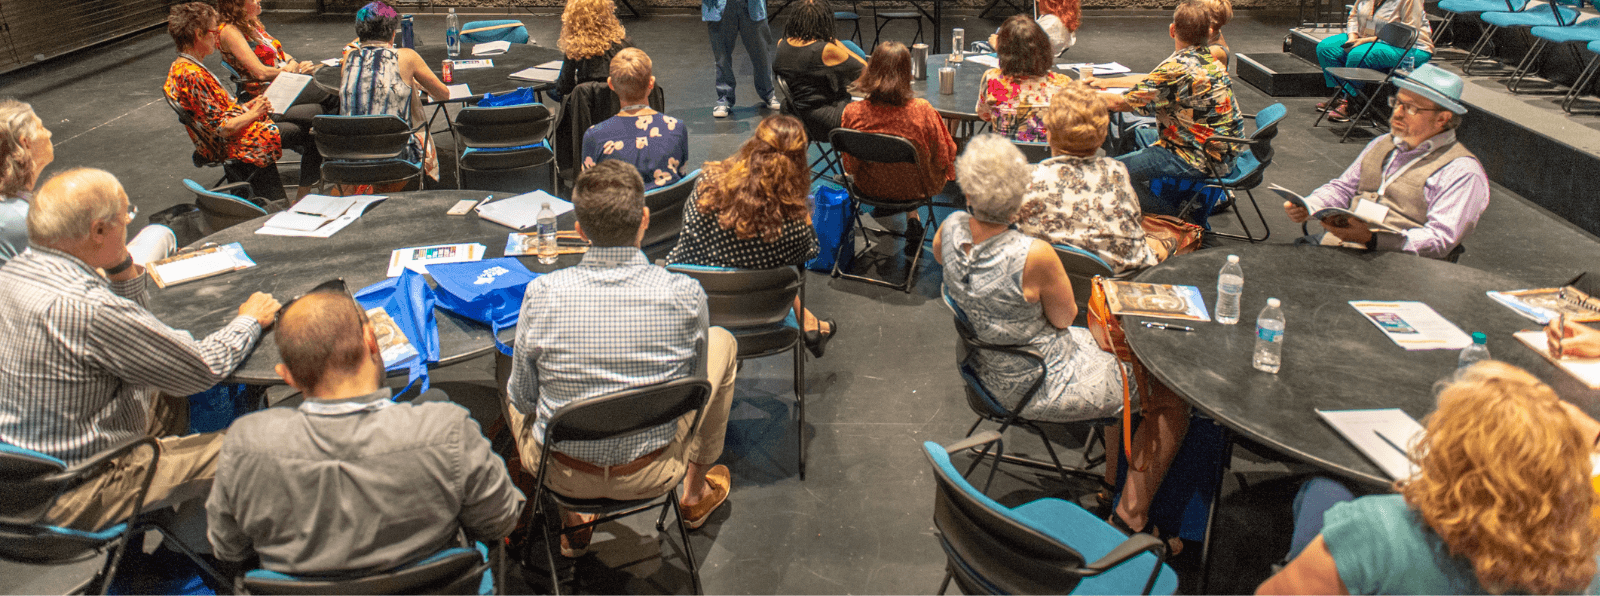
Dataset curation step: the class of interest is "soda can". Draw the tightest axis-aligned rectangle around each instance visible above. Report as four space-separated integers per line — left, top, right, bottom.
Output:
400 15 415 48
442 59 453 83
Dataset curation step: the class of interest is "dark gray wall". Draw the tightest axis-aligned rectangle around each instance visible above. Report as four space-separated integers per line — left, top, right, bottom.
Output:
0 0 186 74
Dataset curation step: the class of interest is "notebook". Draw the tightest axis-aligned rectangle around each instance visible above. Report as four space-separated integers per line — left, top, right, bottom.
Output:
509 67 560 83
475 190 572 230
1515 330 1600 389
1316 408 1424 480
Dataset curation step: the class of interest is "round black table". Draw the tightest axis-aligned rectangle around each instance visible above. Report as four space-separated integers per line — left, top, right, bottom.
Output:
145 190 580 385
1122 243 1600 487
415 43 565 103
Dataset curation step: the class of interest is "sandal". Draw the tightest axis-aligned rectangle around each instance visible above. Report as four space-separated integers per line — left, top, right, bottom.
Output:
1108 513 1185 556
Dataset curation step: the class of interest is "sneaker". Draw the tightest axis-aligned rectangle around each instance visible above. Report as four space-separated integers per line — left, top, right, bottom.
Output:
766 95 783 111
712 104 730 118
679 464 731 530
1327 101 1354 123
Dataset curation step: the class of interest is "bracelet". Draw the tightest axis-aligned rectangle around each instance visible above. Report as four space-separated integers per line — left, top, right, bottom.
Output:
105 255 136 276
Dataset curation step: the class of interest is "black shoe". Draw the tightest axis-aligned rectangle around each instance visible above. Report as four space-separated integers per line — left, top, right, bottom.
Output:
803 319 838 358
904 217 925 257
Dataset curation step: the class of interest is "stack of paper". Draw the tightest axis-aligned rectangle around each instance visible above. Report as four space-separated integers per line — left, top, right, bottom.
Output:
387 243 486 277
257 195 387 238
148 242 257 288
509 67 560 83
1349 300 1473 350
447 84 473 100
1058 61 1133 75
476 190 573 230
1315 408 1424 480
263 72 313 114
472 40 511 56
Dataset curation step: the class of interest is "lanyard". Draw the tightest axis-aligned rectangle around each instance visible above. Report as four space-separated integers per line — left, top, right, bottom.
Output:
1375 141 1445 196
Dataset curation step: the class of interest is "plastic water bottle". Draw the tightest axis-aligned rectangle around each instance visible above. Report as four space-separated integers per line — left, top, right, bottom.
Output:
445 8 461 57
1215 254 1243 325
1253 298 1285 373
1458 332 1490 368
536 202 558 265
1399 54 1416 74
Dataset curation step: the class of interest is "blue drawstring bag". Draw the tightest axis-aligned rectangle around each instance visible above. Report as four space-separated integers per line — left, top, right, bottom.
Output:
805 182 854 272
187 383 248 433
428 258 541 356
477 87 538 107
353 269 439 394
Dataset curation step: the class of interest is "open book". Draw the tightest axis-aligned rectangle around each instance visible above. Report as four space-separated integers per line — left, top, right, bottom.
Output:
1316 408 1424 480
263 72 312 115
1488 286 1600 325
1102 281 1210 322
1269 184 1404 234
366 306 420 368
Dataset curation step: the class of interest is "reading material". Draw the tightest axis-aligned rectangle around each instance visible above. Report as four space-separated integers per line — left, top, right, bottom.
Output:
1514 330 1600 389
1058 61 1133 75
534 60 563 70
475 190 573 230
147 242 256 288
505 230 591 256
263 72 312 114
386 242 486 277
1488 286 1600 325
472 41 511 56
447 84 473 100
1101 281 1211 322
256 195 387 238
1315 408 1424 480
452 59 493 69
1269 184 1404 234
966 54 1000 68
508 67 560 83
1349 300 1473 350
367 306 420 368
260 195 358 232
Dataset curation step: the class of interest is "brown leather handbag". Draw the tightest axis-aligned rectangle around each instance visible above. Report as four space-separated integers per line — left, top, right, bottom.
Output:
1140 214 1204 262
1087 275 1146 471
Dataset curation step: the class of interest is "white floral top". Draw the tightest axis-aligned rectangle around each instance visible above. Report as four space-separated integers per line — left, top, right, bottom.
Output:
580 112 689 190
1015 155 1158 275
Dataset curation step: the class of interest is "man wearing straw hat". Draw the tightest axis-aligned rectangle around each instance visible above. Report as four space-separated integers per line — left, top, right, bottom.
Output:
1284 64 1489 259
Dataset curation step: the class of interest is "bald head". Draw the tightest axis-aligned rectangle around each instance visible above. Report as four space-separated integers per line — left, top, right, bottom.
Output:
29 168 126 247
276 292 374 395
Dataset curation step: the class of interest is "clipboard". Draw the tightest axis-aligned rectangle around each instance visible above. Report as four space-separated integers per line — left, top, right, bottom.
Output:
147 242 256 288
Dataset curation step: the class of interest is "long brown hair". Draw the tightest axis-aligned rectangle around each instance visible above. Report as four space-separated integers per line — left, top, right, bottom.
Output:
856 41 914 105
697 115 812 243
216 0 265 41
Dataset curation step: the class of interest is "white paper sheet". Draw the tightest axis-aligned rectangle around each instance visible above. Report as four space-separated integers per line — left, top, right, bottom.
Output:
321 58 341 67
508 67 560 83
448 84 473 100
1316 408 1424 480
386 242 486 277
149 242 255 287
452 59 494 69
1057 61 1133 75
1514 330 1600 389
475 190 572 230
966 54 999 68
1349 300 1473 351
263 72 312 114
472 41 511 55
256 195 387 238
534 60 564 70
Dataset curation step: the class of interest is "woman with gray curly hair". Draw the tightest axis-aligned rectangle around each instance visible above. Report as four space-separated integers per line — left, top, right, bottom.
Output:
933 133 1191 545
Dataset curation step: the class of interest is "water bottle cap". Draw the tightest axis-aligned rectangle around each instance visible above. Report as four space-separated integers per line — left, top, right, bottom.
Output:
1471 332 1486 344
1227 254 1239 263
1267 298 1280 307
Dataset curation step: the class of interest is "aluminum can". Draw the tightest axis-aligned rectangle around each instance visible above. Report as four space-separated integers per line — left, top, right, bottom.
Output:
442 59 453 83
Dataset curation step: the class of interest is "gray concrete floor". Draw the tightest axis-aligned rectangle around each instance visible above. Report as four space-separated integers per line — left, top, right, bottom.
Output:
2 7 1597 595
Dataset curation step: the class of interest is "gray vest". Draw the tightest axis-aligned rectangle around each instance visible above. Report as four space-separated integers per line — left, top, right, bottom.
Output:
1354 132 1478 233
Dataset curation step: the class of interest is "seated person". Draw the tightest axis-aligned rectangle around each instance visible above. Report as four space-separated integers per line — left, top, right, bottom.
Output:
0 167 280 532
1015 83 1161 275
773 0 866 142
1258 361 1600 595
976 15 1072 142
1315 0 1433 122
1092 0 1242 217
340 2 450 186
933 135 1191 543
1204 0 1233 65
0 100 174 267
215 0 339 135
164 2 322 203
666 115 837 356
581 48 689 190
1283 65 1486 260
557 0 633 101
506 160 739 556
207 288 524 576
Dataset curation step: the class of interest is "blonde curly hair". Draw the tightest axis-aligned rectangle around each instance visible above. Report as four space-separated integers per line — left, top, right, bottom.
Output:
0 99 45 198
1043 82 1107 156
1399 361 1600 594
558 0 626 60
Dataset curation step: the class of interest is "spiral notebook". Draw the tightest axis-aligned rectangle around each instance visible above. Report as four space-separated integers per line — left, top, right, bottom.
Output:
1487 286 1600 324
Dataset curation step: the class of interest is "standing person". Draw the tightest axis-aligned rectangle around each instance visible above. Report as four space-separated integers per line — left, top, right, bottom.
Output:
556 0 633 102
705 0 780 118
340 2 450 186
581 48 689 190
976 15 1073 141
1315 0 1434 122
215 0 339 114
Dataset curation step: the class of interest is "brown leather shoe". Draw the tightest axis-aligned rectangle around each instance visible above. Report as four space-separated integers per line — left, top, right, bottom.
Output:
559 512 597 558
679 464 730 530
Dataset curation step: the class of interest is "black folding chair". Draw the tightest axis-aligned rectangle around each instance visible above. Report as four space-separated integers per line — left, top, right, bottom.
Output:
1313 22 1419 143
828 128 940 293
451 102 557 193
240 544 497 595
312 114 425 193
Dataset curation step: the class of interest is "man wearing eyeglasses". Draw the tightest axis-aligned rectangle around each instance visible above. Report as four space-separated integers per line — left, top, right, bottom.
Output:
1283 64 1489 259
0 167 281 534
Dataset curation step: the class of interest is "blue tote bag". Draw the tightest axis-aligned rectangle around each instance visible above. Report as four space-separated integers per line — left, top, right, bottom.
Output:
428 258 540 356
805 182 854 272
353 269 440 393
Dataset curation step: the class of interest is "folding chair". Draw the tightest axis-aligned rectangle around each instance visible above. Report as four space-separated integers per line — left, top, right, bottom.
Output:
643 169 703 261
1055 244 1118 327
775 76 842 179
1461 0 1583 76
1313 22 1420 142
312 114 425 193
1436 0 1531 51
1136 104 1286 242
1562 39 1600 112
1503 0 1592 92
451 102 556 193
182 178 282 235
828 128 938 292
1012 140 1054 163
873 0 927 49
240 544 498 595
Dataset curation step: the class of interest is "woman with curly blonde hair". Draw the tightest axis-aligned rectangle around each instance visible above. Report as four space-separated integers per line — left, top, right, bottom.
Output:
556 0 631 99
667 115 838 356
1259 361 1600 595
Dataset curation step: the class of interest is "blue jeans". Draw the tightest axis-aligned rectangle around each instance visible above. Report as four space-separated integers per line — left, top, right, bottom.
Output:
1286 477 1356 561
707 0 774 106
1316 33 1432 96
1115 145 1209 217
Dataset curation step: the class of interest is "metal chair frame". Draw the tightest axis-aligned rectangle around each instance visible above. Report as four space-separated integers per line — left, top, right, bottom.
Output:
828 128 941 293
449 101 557 193
1312 22 1420 143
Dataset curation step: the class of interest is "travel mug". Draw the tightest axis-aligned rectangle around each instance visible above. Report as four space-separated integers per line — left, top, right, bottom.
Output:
911 43 929 80
938 67 955 95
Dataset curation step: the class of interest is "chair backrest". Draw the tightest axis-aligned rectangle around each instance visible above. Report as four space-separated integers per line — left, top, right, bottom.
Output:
544 378 712 445
1549 0 1585 26
312 115 412 161
828 128 920 166
1375 22 1419 59
1055 244 1114 316
185 179 270 233
241 547 487 595
943 289 1048 422
165 93 224 168
461 20 530 44
774 75 798 117
0 442 68 525
666 265 801 330
643 169 702 251
923 441 1091 595
1246 103 1287 163
1013 140 1053 163
454 103 554 150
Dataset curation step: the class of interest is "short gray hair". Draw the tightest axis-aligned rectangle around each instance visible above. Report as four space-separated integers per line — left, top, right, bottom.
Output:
28 168 124 246
955 134 1031 224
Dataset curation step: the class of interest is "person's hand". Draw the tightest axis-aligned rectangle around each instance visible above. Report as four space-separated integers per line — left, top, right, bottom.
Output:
238 292 282 329
1284 201 1310 223
1320 214 1373 244
245 96 272 118
294 61 320 74
1547 320 1600 359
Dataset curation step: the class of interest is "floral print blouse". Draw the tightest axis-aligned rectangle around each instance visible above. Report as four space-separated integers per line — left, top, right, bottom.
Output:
164 56 282 168
976 70 1072 142
220 24 288 97
1122 46 1244 174
581 112 689 190
1015 155 1157 275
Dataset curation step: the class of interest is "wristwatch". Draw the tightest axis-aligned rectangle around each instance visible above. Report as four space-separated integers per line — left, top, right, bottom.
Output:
105 255 135 276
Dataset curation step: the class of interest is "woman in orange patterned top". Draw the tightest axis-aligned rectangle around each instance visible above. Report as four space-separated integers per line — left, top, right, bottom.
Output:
164 2 321 202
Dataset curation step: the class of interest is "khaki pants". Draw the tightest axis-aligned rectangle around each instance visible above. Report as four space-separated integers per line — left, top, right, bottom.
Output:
47 393 224 531
505 327 738 501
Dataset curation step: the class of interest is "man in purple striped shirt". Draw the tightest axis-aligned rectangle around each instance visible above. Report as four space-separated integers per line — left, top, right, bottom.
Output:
0 168 280 532
1285 65 1489 260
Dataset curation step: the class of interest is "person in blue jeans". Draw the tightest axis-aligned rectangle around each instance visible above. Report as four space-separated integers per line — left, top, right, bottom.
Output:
1314 0 1434 122
1258 362 1600 595
703 0 778 118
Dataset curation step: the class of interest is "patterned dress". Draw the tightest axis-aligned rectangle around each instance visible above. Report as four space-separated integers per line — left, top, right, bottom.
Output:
1016 155 1158 275
976 70 1072 142
220 24 287 97
940 211 1123 423
339 45 438 180
1122 46 1244 173
666 176 819 269
164 56 282 168
581 112 689 190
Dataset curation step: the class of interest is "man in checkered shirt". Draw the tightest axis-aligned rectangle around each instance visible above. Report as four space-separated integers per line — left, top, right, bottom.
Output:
506 160 738 556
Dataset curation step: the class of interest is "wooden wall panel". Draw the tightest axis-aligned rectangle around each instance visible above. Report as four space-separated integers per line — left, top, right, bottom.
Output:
0 0 185 74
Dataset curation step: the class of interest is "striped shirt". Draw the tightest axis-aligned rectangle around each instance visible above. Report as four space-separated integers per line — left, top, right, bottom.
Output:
507 246 708 466
0 246 262 464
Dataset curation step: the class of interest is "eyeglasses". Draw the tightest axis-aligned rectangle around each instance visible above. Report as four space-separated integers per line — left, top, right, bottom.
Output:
1387 95 1447 116
125 204 139 224
281 278 350 313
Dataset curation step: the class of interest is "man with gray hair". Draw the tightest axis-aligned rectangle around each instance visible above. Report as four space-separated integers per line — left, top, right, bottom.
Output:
1283 64 1488 259
0 167 280 532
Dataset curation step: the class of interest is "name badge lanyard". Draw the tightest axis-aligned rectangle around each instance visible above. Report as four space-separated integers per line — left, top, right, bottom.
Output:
1375 142 1446 197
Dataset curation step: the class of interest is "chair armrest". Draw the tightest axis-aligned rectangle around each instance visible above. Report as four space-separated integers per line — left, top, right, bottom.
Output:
943 430 1003 454
1208 135 1256 146
1081 533 1164 574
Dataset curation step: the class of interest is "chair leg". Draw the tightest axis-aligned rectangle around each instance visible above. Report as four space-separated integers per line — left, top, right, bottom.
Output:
938 571 953 595
1195 427 1236 595
1208 188 1272 243
541 513 565 596
1461 24 1501 76
829 196 860 279
1338 86 1383 144
1505 36 1548 93
795 346 807 480
1564 52 1600 113
667 487 705 595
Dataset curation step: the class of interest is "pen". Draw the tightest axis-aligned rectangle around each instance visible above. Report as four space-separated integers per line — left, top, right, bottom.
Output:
1374 429 1409 457
1143 321 1194 332
473 195 494 211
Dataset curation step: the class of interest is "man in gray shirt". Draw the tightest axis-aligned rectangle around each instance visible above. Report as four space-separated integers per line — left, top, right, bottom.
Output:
206 289 524 576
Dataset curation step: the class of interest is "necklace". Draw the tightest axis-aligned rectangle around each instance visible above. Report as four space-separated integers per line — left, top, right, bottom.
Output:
618 103 653 116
